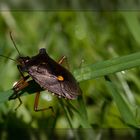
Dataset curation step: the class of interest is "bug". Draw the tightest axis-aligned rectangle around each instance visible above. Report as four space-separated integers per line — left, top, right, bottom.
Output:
4 32 81 112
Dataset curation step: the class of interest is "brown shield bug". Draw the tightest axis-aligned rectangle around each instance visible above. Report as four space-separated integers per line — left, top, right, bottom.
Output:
6 32 82 112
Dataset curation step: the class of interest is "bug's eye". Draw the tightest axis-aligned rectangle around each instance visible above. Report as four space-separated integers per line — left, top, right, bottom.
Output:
57 75 64 81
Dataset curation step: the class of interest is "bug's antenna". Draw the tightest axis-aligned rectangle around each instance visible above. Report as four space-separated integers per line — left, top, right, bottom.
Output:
10 32 21 56
0 54 17 62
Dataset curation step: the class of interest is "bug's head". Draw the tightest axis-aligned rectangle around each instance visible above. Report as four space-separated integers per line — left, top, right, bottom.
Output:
17 56 30 67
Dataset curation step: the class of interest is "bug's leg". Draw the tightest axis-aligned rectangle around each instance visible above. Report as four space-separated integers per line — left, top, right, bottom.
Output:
14 95 22 111
10 79 30 110
34 92 55 114
9 76 30 100
12 75 30 92
17 65 25 78
58 56 69 69
58 56 67 64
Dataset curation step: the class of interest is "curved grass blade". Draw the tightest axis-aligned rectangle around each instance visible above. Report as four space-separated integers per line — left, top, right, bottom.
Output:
75 51 140 82
105 76 138 128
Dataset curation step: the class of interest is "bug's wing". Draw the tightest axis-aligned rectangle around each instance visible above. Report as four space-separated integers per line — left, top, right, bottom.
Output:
60 80 81 99
28 65 81 99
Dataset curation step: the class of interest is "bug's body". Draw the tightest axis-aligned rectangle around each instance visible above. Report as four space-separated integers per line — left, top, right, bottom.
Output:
17 48 81 99
2 33 81 111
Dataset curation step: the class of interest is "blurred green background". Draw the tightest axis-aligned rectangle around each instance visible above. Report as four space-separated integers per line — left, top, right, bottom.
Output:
0 11 140 139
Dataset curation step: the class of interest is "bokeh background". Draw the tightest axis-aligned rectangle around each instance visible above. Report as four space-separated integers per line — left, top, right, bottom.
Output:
0 4 140 140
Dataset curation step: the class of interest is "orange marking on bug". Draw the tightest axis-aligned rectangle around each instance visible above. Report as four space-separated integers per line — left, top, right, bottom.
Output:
57 75 64 81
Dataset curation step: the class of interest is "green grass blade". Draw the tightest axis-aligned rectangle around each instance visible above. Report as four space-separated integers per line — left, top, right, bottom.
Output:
122 12 140 45
74 51 140 82
105 76 138 127
59 95 91 128
69 95 91 128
